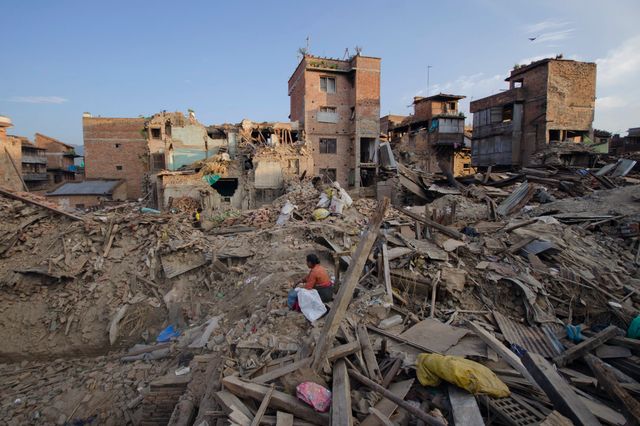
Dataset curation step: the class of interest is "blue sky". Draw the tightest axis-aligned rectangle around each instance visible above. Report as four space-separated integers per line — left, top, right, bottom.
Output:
2 0 639 146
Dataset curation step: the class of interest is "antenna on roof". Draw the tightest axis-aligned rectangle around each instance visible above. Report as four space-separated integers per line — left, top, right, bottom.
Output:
343 48 350 60
354 45 363 56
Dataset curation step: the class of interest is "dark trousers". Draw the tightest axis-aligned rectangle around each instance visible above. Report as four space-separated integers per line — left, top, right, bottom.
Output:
315 285 334 303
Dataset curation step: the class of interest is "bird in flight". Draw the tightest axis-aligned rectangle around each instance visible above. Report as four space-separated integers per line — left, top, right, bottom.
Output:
528 37 537 41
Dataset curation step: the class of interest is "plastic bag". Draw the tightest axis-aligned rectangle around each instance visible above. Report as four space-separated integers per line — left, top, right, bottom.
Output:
156 325 181 343
416 353 510 398
276 200 295 225
629 315 640 339
312 208 330 221
333 182 353 207
317 193 331 208
296 381 331 412
329 197 345 214
296 288 327 321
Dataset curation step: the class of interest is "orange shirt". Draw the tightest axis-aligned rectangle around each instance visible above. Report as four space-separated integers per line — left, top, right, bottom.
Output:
304 264 331 290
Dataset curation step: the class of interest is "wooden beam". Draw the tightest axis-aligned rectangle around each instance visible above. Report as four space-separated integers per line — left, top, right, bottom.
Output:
0 186 84 221
381 243 393 305
331 360 353 426
584 354 640 424
448 385 484 426
222 375 329 425
360 379 414 426
553 326 623 367
381 358 402 389
368 407 394 426
250 384 275 426
396 206 465 240
356 325 383 383
214 390 254 419
466 321 538 387
311 199 389 371
348 369 446 426
521 352 601 426
275 411 294 426
366 325 437 355
429 271 440 318
251 342 360 384
4 147 28 191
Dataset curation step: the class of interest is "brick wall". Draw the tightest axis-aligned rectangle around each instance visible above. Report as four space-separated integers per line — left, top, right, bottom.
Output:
83 117 148 199
35 133 75 170
0 131 23 191
140 375 190 426
546 61 596 132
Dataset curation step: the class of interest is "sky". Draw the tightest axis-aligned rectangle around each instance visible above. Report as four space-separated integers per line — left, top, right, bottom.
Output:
2 0 640 147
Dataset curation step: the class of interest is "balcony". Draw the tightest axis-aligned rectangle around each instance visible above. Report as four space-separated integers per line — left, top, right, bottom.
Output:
431 132 464 147
23 173 48 181
21 154 47 164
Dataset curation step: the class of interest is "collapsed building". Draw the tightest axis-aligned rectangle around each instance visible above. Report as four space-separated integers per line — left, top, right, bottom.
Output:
470 58 597 168
611 127 640 156
382 93 471 177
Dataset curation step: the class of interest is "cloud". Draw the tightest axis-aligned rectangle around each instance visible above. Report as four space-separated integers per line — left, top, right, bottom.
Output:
8 96 69 104
525 19 572 34
594 35 640 133
596 35 640 86
532 29 575 44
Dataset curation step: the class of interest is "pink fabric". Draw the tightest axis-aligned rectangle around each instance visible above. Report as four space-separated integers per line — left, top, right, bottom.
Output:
296 381 332 412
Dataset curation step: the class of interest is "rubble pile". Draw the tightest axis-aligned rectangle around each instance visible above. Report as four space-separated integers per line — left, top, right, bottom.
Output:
0 161 639 425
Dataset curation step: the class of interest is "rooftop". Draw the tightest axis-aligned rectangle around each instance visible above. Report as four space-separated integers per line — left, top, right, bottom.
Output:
507 57 596 81
47 180 123 196
0 115 13 128
413 93 466 103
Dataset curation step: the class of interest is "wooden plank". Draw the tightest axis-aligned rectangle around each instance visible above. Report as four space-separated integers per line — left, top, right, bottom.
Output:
381 243 393 305
311 199 389 372
381 358 402 389
275 411 294 426
348 369 445 426
331 360 353 426
429 271 440 318
466 321 538 387
584 354 640 423
0 186 84 221
396 206 465 240
251 342 360 384
368 407 394 426
360 379 414 426
214 390 254 419
448 385 484 426
367 325 436 354
553 325 622 367
222 375 329 425
250 384 275 426
356 325 383 383
521 351 600 426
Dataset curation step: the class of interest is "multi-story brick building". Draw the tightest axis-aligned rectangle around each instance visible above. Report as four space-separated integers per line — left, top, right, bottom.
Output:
385 94 470 176
19 139 48 191
288 54 381 189
83 114 149 200
34 133 79 186
470 58 596 167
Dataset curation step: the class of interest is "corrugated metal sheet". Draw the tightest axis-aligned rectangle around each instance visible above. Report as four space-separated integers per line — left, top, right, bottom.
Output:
47 180 121 196
493 311 563 358
496 182 529 216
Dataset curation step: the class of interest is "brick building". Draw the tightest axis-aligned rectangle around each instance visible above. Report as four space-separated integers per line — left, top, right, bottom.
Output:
20 139 48 191
46 179 126 209
0 115 23 191
610 127 640 156
470 58 597 167
83 114 149 199
34 133 80 186
384 94 470 176
288 54 381 189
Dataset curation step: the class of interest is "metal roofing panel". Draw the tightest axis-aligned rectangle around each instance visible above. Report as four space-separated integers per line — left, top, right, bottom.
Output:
493 311 563 358
47 180 121 196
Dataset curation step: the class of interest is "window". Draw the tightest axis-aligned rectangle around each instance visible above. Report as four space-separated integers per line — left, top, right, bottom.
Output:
513 81 523 88
317 106 338 123
319 138 337 154
320 77 336 93
320 106 336 113
319 168 337 182
449 102 456 111
151 153 166 171
116 165 123 171
151 128 161 139
115 143 121 148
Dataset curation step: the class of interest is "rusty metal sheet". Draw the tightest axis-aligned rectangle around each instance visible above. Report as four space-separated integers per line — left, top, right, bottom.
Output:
493 311 563 358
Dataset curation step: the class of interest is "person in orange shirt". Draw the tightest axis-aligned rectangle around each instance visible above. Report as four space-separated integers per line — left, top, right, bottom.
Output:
299 253 333 302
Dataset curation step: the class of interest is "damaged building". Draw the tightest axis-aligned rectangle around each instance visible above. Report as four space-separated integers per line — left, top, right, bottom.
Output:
470 58 597 168
288 53 381 192
0 115 23 192
383 93 471 177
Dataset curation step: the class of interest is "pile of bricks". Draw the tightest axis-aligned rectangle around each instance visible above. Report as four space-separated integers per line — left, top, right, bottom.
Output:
140 375 190 426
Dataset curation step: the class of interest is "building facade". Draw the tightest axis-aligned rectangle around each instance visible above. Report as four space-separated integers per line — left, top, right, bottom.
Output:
288 54 381 189
34 133 80 186
470 58 596 167
83 115 149 200
0 116 23 191
383 94 471 176
20 139 48 191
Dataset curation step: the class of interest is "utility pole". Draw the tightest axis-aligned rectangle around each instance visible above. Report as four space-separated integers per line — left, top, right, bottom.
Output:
427 65 433 96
